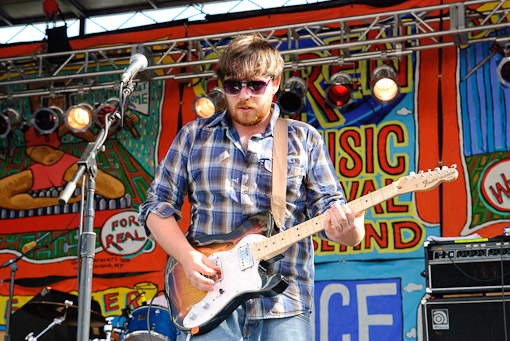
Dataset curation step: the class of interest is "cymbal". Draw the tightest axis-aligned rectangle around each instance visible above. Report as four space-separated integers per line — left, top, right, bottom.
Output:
22 301 105 327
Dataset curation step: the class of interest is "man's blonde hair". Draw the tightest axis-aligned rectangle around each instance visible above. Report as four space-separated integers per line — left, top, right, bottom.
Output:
216 33 284 81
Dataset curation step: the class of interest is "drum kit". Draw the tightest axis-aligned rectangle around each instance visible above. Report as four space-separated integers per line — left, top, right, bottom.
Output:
21 300 178 341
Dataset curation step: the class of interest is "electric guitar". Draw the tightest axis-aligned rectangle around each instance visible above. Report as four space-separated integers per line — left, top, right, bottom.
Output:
164 165 458 335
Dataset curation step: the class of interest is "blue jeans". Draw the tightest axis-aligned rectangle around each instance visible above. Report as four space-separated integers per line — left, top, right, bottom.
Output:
176 304 312 341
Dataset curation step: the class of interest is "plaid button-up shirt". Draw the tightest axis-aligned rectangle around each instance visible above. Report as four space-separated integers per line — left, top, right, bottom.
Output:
139 104 346 319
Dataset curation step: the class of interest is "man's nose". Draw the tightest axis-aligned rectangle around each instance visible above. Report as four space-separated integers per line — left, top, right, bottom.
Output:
238 86 251 99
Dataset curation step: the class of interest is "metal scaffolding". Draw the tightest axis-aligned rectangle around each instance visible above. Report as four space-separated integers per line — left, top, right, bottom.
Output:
0 0 509 100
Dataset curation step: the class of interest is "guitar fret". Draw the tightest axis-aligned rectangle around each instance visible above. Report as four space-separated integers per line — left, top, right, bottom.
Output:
348 183 396 214
254 213 327 261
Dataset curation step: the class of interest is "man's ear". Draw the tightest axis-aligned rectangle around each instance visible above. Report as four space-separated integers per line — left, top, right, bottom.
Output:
272 77 281 95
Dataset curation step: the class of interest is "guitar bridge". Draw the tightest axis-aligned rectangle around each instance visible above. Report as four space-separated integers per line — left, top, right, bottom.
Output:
239 244 253 271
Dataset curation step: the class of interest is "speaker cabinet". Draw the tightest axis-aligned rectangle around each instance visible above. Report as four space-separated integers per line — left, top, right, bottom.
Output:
420 295 510 341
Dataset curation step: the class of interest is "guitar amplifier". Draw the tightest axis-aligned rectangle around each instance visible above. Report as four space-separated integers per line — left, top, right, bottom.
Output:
424 236 510 294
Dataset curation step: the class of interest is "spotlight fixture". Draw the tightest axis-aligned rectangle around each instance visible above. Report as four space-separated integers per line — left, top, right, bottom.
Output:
277 77 307 115
32 106 64 134
497 56 510 87
0 108 23 138
325 72 354 109
192 87 226 119
371 65 400 103
65 103 94 132
95 98 122 130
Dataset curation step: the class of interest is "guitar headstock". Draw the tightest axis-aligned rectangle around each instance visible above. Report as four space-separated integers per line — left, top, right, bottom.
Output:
395 165 458 194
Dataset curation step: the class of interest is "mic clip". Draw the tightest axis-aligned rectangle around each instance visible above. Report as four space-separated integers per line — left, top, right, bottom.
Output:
122 82 135 97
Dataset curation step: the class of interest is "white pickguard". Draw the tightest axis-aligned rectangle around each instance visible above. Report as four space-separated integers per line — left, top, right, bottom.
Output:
183 234 266 328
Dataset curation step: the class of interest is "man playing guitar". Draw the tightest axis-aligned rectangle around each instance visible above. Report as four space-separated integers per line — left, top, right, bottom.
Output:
139 33 365 340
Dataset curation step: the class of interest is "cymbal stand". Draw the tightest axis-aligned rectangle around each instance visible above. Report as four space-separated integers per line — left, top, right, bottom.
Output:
102 316 123 341
101 317 113 341
25 312 67 341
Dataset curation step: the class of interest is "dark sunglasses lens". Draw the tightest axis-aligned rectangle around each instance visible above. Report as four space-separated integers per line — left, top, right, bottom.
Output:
223 80 241 95
247 81 268 94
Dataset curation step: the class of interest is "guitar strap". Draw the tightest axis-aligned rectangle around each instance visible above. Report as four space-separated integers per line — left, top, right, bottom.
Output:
271 117 288 229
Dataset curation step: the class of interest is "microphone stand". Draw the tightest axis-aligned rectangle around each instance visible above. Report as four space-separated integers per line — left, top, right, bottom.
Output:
59 81 133 341
2 255 20 341
1 232 67 341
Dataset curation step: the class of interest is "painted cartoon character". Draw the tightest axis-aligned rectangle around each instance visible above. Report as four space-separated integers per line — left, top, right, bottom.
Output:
0 126 125 210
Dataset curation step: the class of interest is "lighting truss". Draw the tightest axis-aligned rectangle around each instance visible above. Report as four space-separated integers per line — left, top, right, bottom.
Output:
0 0 509 100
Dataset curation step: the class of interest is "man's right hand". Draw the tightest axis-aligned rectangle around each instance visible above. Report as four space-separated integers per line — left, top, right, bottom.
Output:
180 250 221 291
145 213 222 291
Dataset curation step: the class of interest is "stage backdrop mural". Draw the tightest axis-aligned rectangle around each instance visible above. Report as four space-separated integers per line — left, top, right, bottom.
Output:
0 1 509 340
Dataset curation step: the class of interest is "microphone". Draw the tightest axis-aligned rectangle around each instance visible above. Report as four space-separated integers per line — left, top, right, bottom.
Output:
21 232 51 253
22 241 37 253
121 53 148 84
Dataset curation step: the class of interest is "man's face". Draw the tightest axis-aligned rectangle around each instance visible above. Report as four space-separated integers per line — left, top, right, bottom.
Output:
224 76 280 127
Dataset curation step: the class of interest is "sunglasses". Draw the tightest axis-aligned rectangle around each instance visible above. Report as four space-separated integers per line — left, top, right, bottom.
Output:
222 79 273 96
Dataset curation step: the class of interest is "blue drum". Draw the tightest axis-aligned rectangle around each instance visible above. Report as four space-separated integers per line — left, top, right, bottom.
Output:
123 305 177 341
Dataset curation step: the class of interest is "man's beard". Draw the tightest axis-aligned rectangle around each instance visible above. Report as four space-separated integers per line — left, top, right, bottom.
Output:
228 99 272 127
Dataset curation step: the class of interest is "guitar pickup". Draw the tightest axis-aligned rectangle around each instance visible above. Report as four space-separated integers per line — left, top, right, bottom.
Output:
239 244 253 271
206 257 223 282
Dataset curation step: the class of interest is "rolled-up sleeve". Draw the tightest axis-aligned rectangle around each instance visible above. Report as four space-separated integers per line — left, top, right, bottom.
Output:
138 125 192 234
303 129 347 240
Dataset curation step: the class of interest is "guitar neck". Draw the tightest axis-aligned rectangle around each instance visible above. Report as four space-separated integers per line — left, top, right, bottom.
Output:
253 165 459 261
253 182 398 261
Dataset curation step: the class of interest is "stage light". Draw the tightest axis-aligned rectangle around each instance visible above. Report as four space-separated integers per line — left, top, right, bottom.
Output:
65 103 94 132
277 77 307 115
371 65 400 103
32 106 63 134
0 108 23 138
192 87 226 119
325 72 354 109
95 98 122 130
497 57 510 87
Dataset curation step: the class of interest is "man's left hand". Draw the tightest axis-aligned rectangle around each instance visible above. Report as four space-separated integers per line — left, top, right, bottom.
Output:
324 201 365 246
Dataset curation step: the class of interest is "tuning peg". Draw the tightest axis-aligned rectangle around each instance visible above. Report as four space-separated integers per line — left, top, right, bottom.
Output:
441 165 451 173
451 164 457 169
419 170 425 177
410 171 417 179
